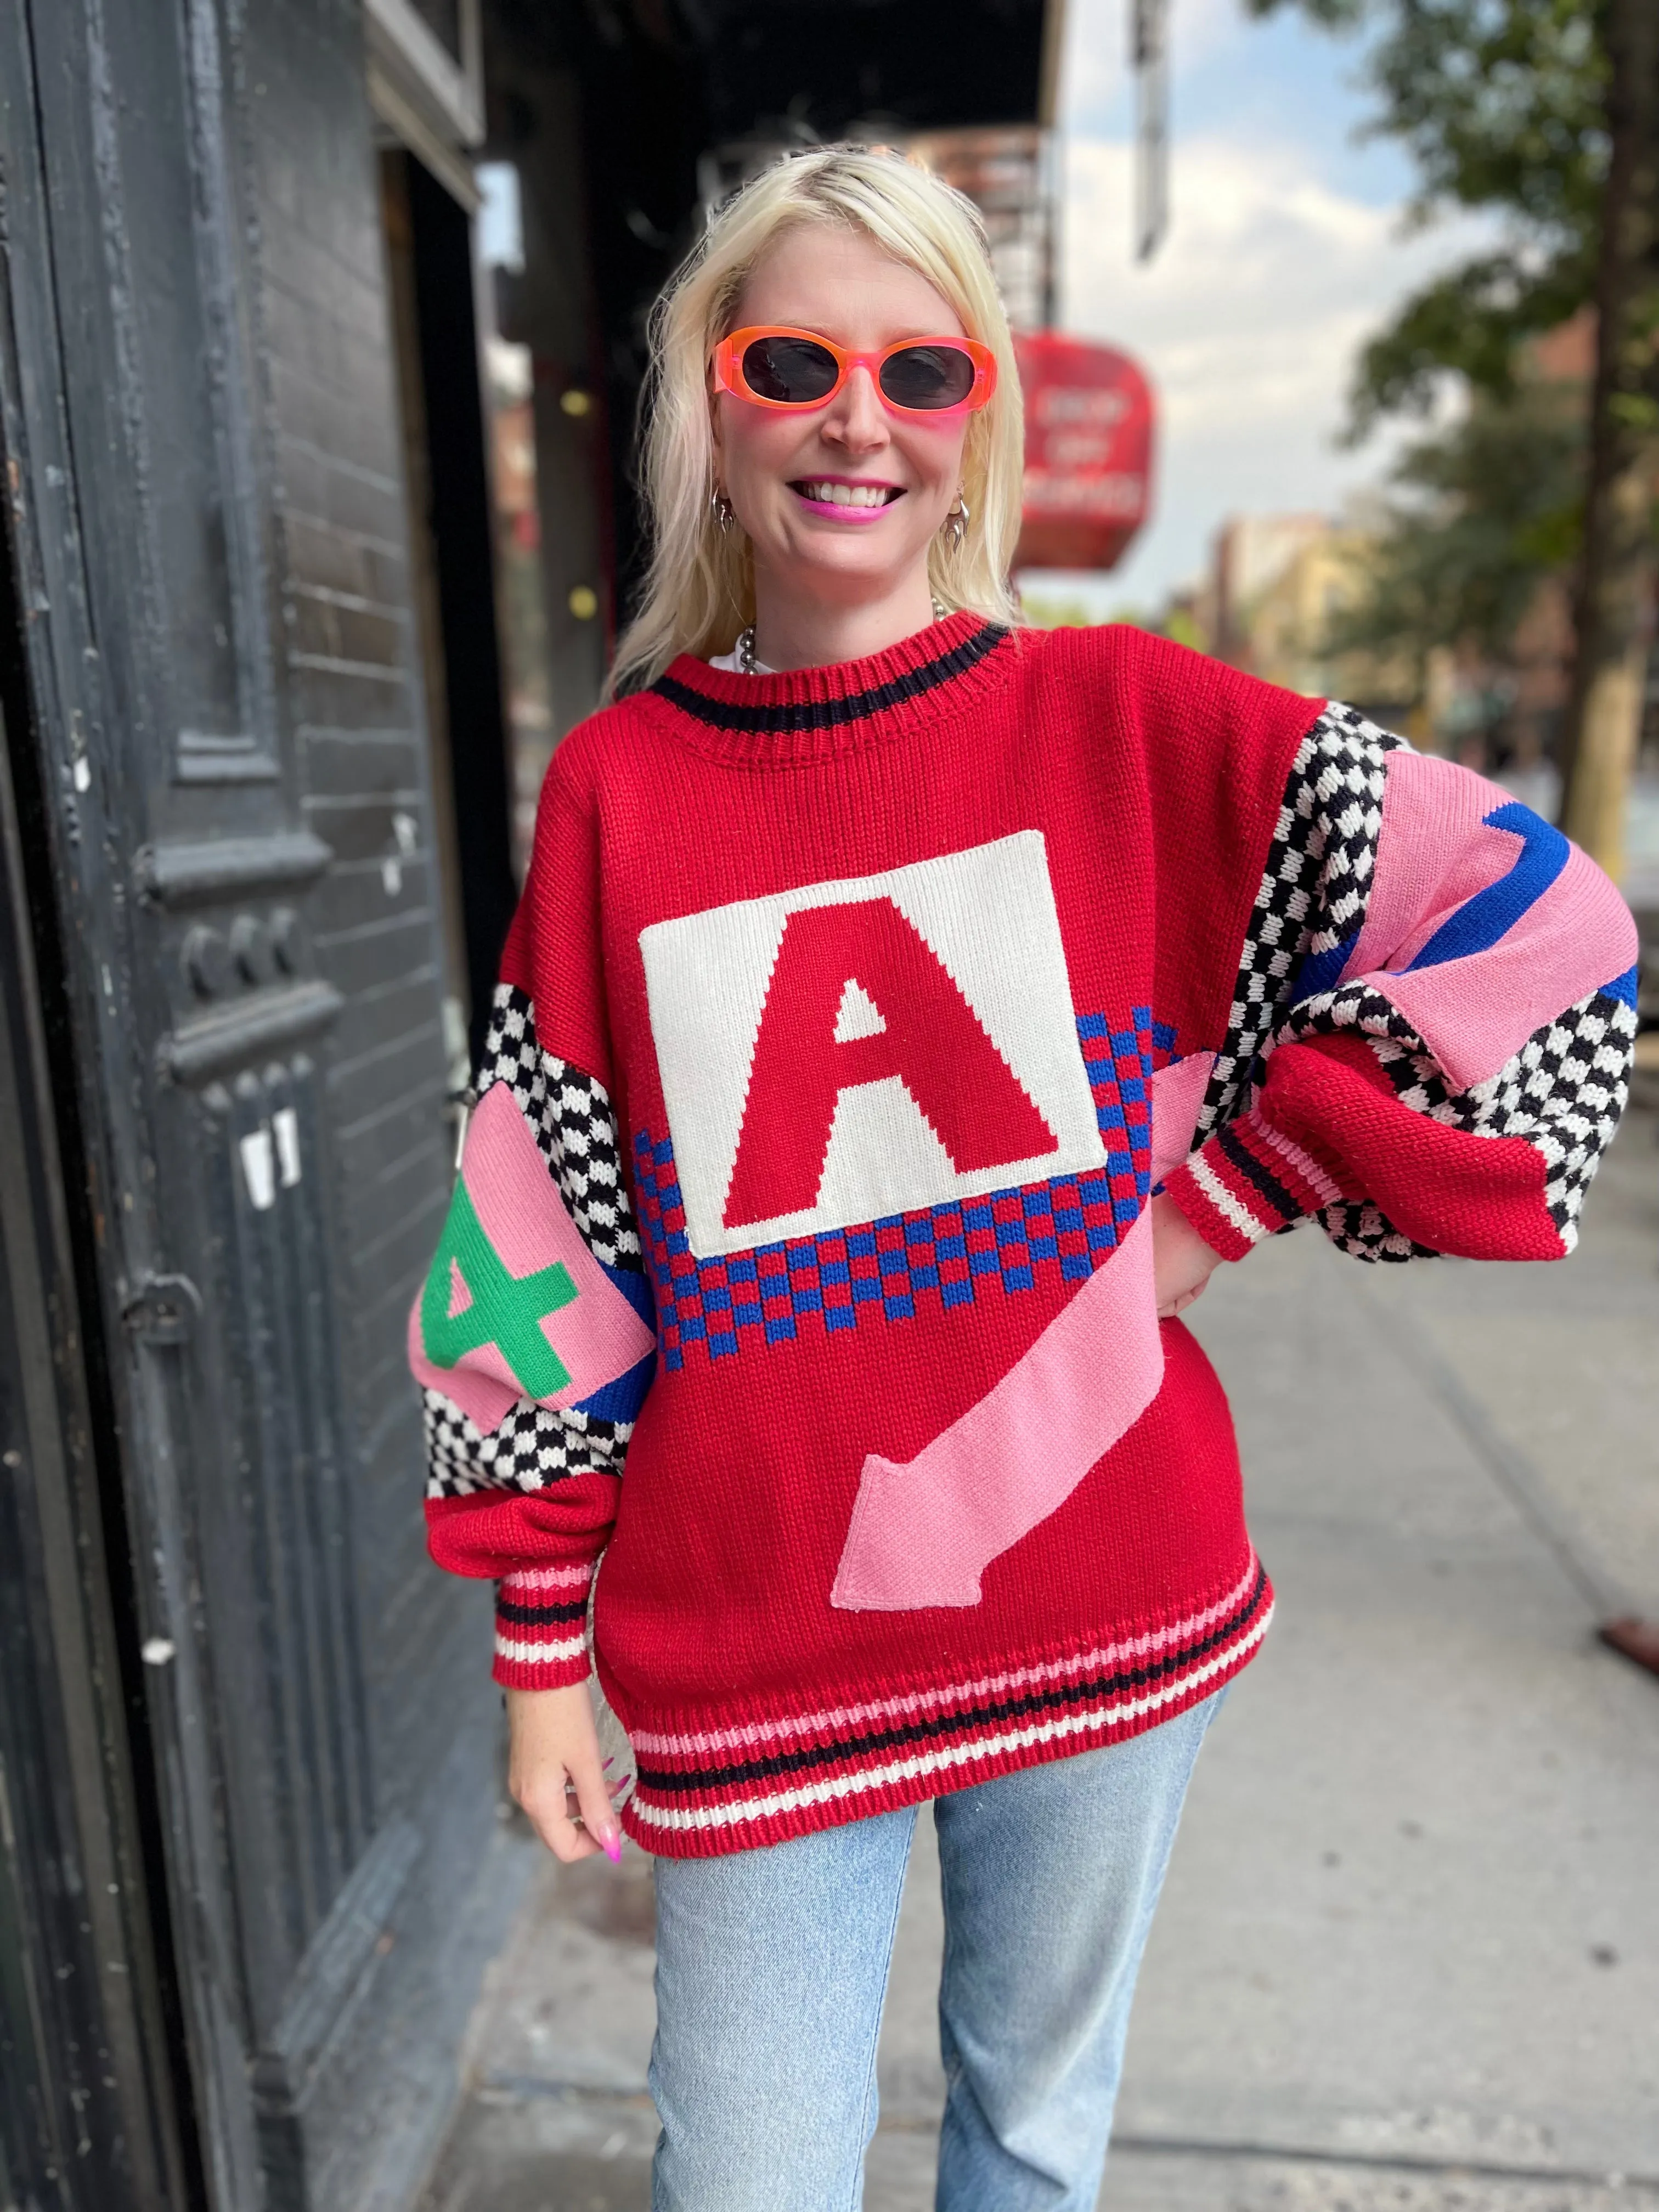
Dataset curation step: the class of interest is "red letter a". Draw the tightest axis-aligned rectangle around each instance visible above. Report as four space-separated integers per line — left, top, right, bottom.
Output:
723 899 1058 1231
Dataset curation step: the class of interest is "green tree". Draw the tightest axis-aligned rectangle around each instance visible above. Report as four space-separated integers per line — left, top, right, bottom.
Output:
1561 0 1658 872
1324 377 1583 680
1245 0 1606 428
1250 0 1658 870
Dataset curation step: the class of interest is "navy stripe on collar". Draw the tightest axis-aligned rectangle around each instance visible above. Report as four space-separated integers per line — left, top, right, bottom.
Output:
652 622 1010 733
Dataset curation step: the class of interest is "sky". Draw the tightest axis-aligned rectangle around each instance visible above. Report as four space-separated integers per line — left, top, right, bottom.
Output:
1048 0 1494 613
482 3 1493 618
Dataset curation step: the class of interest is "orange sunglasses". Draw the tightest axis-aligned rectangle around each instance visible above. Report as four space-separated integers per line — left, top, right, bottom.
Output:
713 325 997 417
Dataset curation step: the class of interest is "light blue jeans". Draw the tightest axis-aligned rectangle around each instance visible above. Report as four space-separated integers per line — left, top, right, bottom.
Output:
649 1691 1223 2211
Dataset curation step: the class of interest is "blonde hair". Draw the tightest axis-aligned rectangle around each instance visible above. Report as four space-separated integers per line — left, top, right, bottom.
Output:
607 145 1025 698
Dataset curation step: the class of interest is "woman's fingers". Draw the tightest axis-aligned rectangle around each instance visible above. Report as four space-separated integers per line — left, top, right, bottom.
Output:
514 1750 600 1863
505 1683 618 1865
567 1739 623 1863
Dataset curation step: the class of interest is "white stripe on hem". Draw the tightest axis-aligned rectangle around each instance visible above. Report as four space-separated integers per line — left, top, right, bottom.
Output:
629 1554 1262 1758
1189 1152 1270 1244
495 1631 588 1666
628 1608 1271 1835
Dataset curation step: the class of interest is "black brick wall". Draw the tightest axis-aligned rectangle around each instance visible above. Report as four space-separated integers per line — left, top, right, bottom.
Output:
240 0 494 1803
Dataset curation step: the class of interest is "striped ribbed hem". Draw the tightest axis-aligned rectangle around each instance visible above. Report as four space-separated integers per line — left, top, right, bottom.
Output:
1164 1109 1341 1261
493 1561 594 1690
618 1552 1272 1857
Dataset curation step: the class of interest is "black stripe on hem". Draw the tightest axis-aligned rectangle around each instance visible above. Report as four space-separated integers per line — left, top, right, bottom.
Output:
1216 1123 1298 1224
497 1598 588 1627
634 1568 1268 1796
652 624 1009 734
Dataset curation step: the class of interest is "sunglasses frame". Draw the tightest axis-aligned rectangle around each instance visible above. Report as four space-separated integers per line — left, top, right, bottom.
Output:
713 325 998 417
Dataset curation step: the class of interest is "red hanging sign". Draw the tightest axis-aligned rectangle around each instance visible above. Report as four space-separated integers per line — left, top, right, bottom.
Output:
1013 333 1154 572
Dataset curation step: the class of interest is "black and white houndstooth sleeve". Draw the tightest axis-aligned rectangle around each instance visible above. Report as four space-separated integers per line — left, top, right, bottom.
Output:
1184 705 1635 1262
1279 977 1635 1259
472 984 642 1269
420 983 648 1499
1195 703 1401 1146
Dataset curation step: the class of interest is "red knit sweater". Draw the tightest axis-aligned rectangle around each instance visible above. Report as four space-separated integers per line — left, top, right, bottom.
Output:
414 616 1636 1857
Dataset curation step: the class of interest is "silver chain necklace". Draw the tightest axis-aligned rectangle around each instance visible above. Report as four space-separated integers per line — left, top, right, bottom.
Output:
737 598 950 676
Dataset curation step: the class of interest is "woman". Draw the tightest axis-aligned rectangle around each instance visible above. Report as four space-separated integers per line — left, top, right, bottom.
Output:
411 149 1637 2209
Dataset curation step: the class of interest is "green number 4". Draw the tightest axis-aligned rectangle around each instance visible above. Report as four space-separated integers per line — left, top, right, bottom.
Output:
420 1178 577 1400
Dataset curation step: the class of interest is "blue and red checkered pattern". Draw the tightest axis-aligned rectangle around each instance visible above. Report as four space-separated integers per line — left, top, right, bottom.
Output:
635 1010 1177 1371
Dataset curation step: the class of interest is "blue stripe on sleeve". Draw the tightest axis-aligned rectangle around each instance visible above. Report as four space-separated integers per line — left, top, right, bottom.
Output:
570 1260 657 1420
1402 802 1569 973
1601 965 1639 1008
1291 932 1360 1006
574 1349 656 1423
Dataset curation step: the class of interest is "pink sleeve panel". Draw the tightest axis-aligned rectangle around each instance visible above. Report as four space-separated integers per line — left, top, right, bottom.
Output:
1165 747 1637 1266
1338 753 1636 1093
408 1083 654 1434
413 760 651 1694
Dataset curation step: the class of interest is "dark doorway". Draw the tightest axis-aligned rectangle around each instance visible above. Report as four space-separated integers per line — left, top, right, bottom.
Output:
382 149 518 1068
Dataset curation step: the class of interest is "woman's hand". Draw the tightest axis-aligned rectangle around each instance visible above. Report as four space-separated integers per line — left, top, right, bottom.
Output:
1150 1191 1224 1319
506 1681 622 1864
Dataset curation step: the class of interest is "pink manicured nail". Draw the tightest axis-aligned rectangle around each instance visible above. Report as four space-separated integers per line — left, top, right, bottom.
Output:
603 1828 622 1864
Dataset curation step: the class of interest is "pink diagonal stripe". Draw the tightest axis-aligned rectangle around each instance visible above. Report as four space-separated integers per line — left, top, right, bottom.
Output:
830 1203 1163 1611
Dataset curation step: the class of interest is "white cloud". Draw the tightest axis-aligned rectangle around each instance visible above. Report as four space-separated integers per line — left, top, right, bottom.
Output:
1063 0 1249 123
1052 134 1496 603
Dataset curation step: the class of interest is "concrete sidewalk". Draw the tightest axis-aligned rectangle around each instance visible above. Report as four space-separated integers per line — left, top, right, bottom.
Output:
419 1105 1659 2212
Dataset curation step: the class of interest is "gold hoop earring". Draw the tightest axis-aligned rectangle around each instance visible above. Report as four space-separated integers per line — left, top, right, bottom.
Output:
943 491 970 550
711 488 736 535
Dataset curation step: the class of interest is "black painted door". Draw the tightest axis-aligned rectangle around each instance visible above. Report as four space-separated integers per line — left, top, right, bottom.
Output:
0 3 516 2207
0 703 196 2212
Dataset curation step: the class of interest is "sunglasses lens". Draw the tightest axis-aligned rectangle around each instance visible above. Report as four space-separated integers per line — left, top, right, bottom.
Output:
879 345 977 410
741 335 841 404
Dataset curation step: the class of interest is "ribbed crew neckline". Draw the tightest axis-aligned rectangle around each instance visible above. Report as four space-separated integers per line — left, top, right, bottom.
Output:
645 612 1016 765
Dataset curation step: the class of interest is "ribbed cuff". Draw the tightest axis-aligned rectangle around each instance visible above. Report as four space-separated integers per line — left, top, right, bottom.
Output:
492 1562 594 1690
1163 1108 1344 1262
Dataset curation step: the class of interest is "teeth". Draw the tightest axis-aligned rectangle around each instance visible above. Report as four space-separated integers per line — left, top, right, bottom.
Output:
800 481 894 507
